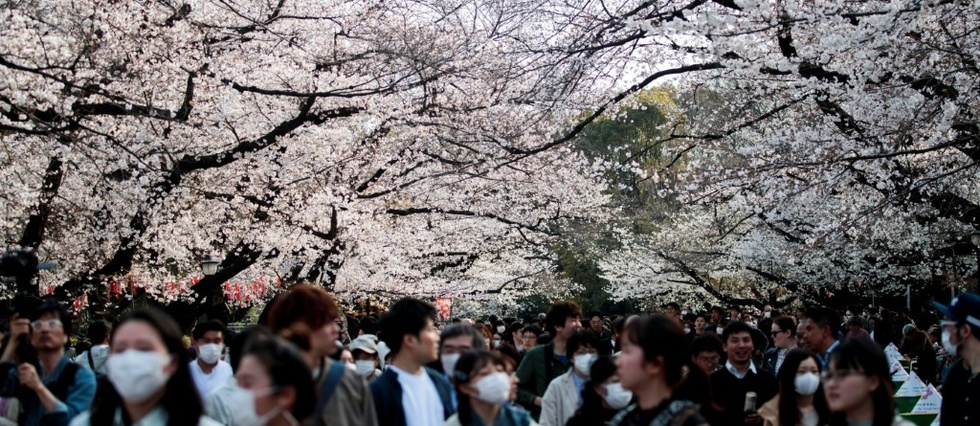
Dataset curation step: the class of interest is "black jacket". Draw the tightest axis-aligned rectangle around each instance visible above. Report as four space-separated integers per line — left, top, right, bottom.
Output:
369 366 455 426
708 365 778 426
940 358 980 426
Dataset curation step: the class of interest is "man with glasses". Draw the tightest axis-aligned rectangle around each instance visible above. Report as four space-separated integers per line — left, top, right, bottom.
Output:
935 293 980 425
0 299 96 426
764 316 798 374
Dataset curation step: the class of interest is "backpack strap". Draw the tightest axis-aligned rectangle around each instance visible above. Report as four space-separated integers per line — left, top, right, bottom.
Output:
607 403 636 426
650 400 699 426
313 361 347 418
86 351 94 370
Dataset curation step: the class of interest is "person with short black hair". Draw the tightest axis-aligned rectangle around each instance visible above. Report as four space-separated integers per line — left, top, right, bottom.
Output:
439 325 486 379
709 321 778 426
521 325 543 353
0 299 96 426
371 298 454 426
800 308 842 369
691 334 724 374
587 312 610 341
189 320 233 399
74 319 112 375
539 330 599 426
515 301 582 420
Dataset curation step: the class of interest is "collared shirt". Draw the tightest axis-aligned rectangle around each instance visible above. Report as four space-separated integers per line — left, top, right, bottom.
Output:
572 373 586 404
816 340 842 369
726 360 757 379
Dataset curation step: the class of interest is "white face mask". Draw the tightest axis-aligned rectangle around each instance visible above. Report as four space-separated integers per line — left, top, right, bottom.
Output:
497 326 506 334
355 360 376 377
763 311 771 319
492 339 501 348
345 362 357 371
107 350 172 403
716 327 725 334
680 310 689 317
441 353 461 378
197 343 223 365
602 382 633 409
573 353 597 377
942 329 960 355
683 328 691 334
228 385 281 426
472 371 511 405
794 372 820 396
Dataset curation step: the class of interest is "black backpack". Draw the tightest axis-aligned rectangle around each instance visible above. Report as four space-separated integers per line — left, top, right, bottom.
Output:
84 351 113 411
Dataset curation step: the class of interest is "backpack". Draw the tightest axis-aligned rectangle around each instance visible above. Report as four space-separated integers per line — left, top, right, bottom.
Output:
85 351 113 409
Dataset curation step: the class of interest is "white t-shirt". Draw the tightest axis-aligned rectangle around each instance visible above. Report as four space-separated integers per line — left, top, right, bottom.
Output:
74 344 110 375
388 365 444 426
188 360 233 399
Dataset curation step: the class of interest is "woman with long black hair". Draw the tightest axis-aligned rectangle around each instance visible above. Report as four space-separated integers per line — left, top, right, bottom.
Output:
758 349 831 426
70 308 221 426
608 315 711 426
822 338 914 426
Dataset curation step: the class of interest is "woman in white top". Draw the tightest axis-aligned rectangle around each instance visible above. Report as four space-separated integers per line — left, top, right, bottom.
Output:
70 308 221 426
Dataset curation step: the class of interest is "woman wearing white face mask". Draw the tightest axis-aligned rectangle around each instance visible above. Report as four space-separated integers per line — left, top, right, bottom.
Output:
758 350 831 426
539 330 599 426
69 308 222 426
230 332 315 426
566 356 631 426
445 351 534 426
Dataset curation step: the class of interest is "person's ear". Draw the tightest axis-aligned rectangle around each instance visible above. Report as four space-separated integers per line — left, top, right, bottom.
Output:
643 356 664 378
277 385 297 411
866 374 880 392
595 383 608 397
163 354 179 376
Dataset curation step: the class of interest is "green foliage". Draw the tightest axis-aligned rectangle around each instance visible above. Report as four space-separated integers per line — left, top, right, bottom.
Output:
549 89 686 314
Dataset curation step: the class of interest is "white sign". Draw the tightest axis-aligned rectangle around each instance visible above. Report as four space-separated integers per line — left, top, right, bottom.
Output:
895 372 927 396
911 384 942 414
890 360 910 382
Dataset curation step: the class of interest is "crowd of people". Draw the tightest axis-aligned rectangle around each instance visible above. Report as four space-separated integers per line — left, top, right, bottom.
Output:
0 284 978 426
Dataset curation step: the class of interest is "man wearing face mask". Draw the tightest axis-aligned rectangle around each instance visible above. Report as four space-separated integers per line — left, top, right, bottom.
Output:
189 320 233 399
0 299 96 426
935 293 980 426
350 336 382 382
436 324 485 411
539 330 599 426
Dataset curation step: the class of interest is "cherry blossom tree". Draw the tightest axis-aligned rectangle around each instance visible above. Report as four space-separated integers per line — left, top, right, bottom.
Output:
0 0 643 325
596 0 979 309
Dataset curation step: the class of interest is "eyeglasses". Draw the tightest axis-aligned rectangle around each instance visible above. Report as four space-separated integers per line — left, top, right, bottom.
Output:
820 370 862 383
31 319 63 330
771 329 784 335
